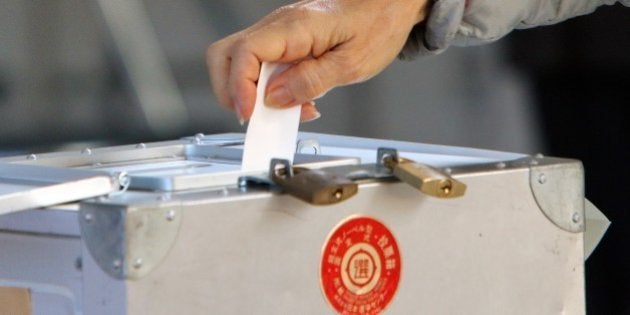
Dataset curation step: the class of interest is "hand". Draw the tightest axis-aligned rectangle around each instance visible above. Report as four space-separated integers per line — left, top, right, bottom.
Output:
206 0 429 122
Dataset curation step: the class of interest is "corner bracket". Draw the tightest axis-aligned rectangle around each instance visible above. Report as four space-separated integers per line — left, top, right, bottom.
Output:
529 157 585 233
79 201 182 280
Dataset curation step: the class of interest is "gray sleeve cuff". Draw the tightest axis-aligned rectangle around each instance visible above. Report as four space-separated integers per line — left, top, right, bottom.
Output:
399 0 629 59
400 0 465 59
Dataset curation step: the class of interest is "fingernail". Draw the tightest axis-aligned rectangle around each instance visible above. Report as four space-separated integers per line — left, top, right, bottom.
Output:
302 111 321 123
265 85 294 108
234 102 245 125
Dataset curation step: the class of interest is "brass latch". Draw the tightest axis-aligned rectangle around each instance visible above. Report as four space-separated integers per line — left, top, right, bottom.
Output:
378 148 466 198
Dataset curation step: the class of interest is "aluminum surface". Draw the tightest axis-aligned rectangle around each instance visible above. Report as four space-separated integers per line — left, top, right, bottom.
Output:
0 163 119 215
0 132 592 315
106 168 584 315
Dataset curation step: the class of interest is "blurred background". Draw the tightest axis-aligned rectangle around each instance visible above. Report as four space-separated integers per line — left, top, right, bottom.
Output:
0 0 627 313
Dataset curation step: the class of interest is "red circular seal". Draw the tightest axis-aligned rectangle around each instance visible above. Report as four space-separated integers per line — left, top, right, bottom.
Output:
321 216 401 314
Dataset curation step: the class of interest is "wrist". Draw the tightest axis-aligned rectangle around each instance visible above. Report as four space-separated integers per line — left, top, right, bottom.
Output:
415 0 432 24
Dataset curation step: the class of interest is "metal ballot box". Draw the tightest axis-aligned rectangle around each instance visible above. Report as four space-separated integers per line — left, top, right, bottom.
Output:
0 133 586 314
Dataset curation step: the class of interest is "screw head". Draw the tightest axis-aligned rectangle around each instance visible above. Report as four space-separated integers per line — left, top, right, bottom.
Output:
191 133 204 144
166 210 176 221
133 258 143 269
538 173 547 184
572 212 581 224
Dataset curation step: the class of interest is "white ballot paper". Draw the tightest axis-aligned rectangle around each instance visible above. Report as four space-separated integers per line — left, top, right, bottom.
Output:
241 62 301 172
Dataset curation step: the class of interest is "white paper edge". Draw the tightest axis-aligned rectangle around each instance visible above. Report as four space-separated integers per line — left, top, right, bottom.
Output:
241 62 302 172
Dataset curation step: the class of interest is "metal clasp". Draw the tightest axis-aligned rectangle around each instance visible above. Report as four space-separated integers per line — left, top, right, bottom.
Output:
270 159 358 205
377 148 466 198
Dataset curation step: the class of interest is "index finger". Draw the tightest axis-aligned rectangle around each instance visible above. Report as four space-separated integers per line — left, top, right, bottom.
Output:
206 35 237 111
227 25 314 120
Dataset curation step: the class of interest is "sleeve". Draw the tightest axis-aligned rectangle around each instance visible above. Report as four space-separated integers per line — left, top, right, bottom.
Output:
399 0 630 58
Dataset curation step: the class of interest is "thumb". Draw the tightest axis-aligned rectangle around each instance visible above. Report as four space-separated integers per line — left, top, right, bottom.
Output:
264 54 351 108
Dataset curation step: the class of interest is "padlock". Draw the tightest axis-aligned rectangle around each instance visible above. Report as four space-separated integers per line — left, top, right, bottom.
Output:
270 159 358 205
378 148 466 198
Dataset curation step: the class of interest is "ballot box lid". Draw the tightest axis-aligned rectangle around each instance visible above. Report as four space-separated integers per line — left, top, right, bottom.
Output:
0 162 122 215
0 133 525 215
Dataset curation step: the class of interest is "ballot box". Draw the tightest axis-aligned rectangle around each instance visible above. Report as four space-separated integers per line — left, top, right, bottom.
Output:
0 132 590 314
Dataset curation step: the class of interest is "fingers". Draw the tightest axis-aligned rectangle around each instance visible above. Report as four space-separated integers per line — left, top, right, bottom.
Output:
300 101 321 122
212 21 316 121
227 47 262 121
207 0 427 123
206 29 287 120
206 39 234 111
264 52 349 109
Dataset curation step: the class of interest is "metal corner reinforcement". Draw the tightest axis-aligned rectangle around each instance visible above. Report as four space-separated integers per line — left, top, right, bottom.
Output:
79 201 183 280
528 157 585 233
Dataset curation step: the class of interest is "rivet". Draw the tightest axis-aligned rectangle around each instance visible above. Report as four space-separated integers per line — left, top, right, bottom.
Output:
84 213 94 223
572 212 581 223
133 258 143 269
538 173 547 184
116 172 130 188
496 162 506 169
443 167 452 175
192 133 204 144
535 153 544 159
81 148 92 155
112 259 122 270
135 143 146 149
26 154 37 160
166 210 176 221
